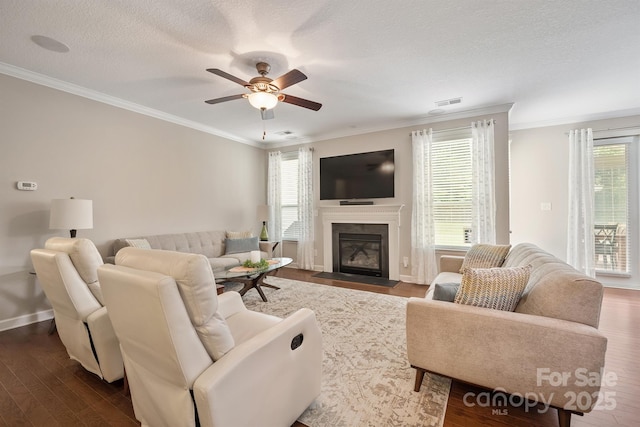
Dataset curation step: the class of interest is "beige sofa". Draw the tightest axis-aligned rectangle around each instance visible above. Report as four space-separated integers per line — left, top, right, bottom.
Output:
406 243 608 427
107 231 272 272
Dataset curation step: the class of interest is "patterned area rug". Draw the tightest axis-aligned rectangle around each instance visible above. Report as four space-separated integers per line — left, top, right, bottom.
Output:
225 277 451 427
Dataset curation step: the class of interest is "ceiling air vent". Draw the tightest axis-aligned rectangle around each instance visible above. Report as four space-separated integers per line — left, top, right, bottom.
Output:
275 130 298 140
435 97 462 107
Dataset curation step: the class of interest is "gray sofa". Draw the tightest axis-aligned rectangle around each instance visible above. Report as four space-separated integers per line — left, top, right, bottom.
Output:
107 231 272 272
406 243 608 427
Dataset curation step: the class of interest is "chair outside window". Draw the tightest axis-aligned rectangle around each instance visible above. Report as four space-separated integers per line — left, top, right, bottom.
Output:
594 224 618 270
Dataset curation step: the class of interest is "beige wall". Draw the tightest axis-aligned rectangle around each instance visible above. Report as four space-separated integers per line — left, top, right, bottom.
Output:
510 114 640 288
276 112 640 289
0 73 266 329
271 111 511 280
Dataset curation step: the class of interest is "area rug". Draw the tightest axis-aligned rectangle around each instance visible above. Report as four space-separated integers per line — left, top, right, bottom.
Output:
225 277 450 427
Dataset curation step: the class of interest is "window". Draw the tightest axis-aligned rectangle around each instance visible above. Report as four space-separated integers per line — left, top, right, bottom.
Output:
280 152 300 240
432 135 473 247
593 137 635 274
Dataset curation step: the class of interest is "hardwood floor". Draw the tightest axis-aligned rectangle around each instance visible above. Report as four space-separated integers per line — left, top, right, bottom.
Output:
1 268 638 426
0 321 136 426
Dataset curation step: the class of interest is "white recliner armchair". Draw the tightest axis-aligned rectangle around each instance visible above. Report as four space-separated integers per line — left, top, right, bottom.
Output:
30 237 124 383
98 247 322 427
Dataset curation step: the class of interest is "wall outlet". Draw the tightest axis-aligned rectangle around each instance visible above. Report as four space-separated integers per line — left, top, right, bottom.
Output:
540 202 552 211
403 256 409 268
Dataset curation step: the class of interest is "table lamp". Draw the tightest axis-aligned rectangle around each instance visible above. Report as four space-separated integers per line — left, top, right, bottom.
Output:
257 204 270 241
49 197 93 238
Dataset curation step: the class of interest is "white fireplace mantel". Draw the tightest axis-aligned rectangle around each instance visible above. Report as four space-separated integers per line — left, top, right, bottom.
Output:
321 204 404 280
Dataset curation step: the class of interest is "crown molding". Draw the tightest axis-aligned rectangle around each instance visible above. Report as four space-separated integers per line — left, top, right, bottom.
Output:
267 103 515 148
509 107 640 131
5 61 638 148
318 103 515 142
0 62 264 148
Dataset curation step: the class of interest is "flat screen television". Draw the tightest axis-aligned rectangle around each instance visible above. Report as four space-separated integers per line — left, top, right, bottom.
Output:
320 149 395 200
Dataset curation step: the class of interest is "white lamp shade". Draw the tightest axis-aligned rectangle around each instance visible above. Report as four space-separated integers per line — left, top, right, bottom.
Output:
50 198 93 230
257 204 271 222
248 92 278 110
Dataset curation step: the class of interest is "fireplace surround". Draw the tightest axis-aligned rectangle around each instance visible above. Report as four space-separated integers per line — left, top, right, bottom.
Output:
321 205 404 280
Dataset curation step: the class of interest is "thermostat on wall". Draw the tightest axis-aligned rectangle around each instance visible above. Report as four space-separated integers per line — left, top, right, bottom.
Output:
17 181 38 191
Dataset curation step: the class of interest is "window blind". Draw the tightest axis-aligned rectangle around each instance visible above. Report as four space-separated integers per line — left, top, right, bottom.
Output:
280 152 299 240
431 137 473 247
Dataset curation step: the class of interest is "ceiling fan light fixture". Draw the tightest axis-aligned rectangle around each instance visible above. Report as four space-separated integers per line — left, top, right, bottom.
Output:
248 92 278 110
205 63 321 117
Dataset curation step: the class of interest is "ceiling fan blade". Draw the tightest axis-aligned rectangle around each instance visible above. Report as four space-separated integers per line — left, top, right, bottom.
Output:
206 68 250 87
204 94 245 104
271 69 307 90
280 94 322 111
261 109 275 120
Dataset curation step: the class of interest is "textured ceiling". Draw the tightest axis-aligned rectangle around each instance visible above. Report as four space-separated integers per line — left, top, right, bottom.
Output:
1 0 639 146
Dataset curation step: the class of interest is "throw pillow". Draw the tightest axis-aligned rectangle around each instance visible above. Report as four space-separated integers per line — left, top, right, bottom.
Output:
226 230 253 239
454 265 531 312
432 283 460 302
459 243 511 273
225 236 259 254
125 238 152 249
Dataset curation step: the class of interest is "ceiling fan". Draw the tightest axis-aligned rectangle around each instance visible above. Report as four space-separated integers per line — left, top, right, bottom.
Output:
205 62 322 120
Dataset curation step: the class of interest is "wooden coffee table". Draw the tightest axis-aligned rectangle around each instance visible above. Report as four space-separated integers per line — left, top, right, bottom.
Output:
214 257 292 302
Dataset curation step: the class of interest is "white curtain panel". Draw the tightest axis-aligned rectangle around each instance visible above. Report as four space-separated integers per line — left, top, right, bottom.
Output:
567 128 596 277
471 119 497 244
411 130 438 285
297 147 315 270
267 151 282 252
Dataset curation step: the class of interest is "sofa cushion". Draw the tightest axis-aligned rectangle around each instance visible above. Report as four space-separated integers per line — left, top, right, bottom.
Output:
506 243 604 328
454 265 531 311
432 271 463 285
209 257 242 273
432 283 460 302
116 248 235 360
224 237 259 255
459 244 511 273
113 231 227 258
